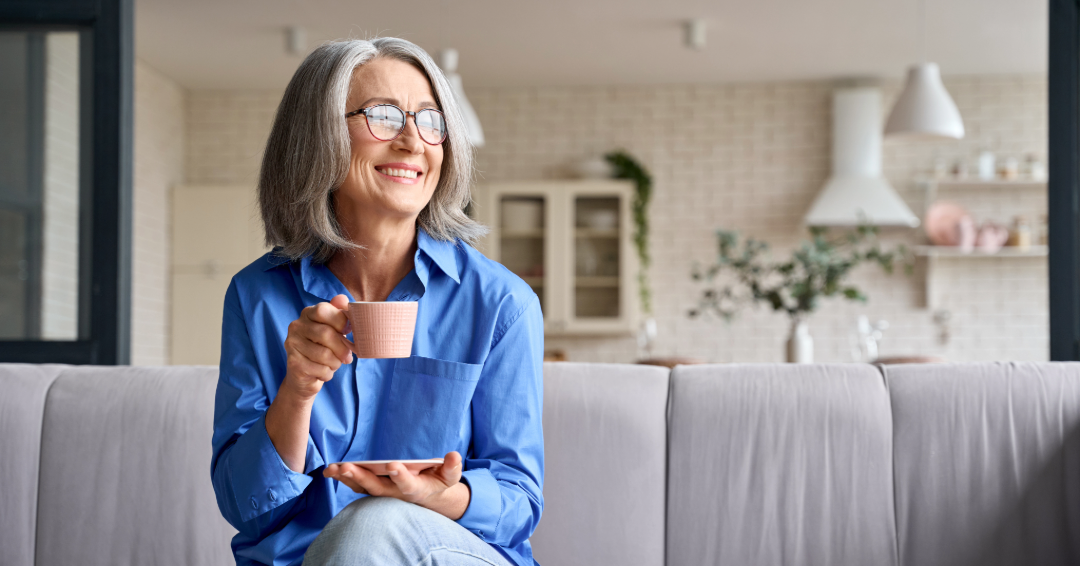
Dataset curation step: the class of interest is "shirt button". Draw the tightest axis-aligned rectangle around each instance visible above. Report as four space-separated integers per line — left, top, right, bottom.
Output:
250 496 258 509
267 489 276 502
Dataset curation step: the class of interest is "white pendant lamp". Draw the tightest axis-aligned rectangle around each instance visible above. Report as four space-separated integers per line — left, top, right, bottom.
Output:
884 0 964 140
885 63 964 139
437 49 485 148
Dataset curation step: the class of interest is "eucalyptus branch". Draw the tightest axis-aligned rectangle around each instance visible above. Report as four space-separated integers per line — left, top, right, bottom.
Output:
689 225 912 323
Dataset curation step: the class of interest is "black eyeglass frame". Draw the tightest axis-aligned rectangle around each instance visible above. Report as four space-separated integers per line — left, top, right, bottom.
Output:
345 104 448 145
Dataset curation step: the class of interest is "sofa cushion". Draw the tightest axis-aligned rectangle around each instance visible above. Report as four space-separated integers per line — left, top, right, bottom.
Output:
34 365 236 566
667 363 898 566
0 364 64 566
530 362 669 566
886 362 1080 566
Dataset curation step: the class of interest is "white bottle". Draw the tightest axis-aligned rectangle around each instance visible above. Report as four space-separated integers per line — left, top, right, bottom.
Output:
978 150 996 181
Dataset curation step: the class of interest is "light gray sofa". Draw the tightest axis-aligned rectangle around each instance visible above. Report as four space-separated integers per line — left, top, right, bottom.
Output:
3 361 1080 566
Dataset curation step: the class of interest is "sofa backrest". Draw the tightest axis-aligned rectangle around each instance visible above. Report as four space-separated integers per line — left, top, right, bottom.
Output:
32 366 235 566
666 363 899 566
886 362 1080 566
0 364 64 566
530 362 670 566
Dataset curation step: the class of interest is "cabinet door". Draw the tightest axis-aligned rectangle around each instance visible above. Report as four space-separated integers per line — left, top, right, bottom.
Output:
564 183 637 334
473 183 557 327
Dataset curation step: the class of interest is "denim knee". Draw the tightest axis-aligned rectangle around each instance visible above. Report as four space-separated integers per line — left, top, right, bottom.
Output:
303 497 435 566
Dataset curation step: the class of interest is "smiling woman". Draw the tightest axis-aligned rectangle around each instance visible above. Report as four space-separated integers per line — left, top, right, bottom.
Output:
210 38 544 566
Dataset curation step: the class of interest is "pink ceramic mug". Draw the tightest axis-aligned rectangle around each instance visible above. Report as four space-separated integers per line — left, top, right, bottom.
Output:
346 301 418 359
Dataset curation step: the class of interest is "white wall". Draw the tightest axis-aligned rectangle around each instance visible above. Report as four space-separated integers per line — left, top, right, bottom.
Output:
132 60 185 365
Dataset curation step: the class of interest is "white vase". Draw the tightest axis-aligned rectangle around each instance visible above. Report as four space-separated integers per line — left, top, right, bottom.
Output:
786 320 814 363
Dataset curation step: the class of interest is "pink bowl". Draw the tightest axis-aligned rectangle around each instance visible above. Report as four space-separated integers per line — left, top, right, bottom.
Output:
347 302 418 359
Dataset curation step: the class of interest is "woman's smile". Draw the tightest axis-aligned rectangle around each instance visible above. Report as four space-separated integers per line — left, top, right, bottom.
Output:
374 162 423 184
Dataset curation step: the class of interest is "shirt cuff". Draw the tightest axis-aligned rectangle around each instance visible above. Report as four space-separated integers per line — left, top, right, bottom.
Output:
457 468 502 541
227 413 323 522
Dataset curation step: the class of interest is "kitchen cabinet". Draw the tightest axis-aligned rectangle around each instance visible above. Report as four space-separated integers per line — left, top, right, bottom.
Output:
471 180 638 336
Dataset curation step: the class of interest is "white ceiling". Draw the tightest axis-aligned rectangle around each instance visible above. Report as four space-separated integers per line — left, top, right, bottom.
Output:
136 0 1047 91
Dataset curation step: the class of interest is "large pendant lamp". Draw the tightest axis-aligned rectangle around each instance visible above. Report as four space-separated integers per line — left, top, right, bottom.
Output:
884 0 964 139
437 49 485 147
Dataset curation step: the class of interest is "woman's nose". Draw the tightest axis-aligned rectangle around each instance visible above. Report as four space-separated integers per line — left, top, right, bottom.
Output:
393 116 424 153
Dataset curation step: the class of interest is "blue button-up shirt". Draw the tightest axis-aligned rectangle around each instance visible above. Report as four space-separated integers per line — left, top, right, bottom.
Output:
211 229 544 566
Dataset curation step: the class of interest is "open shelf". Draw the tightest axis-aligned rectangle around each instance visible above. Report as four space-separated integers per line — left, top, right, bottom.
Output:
930 180 1047 190
915 245 1048 258
574 228 620 239
574 276 620 288
501 229 545 239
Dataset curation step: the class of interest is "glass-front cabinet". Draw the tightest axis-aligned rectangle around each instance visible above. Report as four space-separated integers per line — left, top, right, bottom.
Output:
472 181 638 336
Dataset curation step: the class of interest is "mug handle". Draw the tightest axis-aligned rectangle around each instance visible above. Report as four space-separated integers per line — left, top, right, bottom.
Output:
340 307 357 354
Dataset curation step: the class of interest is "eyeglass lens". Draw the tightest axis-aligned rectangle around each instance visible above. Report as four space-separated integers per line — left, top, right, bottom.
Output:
365 105 446 144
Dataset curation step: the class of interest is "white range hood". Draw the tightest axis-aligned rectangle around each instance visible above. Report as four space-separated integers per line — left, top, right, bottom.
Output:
804 87 920 228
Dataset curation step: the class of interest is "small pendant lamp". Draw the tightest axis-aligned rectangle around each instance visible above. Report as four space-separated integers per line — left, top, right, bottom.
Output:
884 0 964 140
437 49 485 148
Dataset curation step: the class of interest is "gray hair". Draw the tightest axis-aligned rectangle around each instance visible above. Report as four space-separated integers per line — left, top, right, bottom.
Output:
258 37 487 263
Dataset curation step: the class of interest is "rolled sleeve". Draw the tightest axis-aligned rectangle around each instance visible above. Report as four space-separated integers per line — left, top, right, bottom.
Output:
224 413 324 522
458 468 503 539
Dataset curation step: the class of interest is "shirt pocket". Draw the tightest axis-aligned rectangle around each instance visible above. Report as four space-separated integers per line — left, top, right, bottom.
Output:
378 355 483 460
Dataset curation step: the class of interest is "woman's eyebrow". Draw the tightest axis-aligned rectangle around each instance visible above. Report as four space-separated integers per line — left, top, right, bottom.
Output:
357 97 439 110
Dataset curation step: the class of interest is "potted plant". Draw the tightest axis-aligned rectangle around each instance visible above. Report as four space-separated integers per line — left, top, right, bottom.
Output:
688 225 911 363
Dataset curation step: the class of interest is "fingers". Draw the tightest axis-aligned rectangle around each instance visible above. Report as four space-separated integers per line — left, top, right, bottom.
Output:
305 300 350 333
299 306 353 365
385 462 421 497
438 452 463 484
325 463 393 496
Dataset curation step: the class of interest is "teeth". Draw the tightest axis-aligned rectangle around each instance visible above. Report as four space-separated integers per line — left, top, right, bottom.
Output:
379 167 418 179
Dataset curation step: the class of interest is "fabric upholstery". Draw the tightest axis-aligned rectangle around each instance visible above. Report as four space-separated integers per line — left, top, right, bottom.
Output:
886 362 1080 566
34 365 236 566
666 363 898 566
0 364 63 566
530 362 669 566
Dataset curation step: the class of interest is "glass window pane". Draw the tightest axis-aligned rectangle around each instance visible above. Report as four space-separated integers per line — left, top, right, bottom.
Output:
0 31 81 340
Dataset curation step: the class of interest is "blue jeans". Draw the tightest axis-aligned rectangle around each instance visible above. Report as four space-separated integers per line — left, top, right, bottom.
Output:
302 497 514 566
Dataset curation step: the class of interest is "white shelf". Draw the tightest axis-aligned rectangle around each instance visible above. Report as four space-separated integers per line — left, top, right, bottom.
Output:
574 228 620 239
930 179 1046 190
501 229 545 238
915 245 1048 258
574 276 620 288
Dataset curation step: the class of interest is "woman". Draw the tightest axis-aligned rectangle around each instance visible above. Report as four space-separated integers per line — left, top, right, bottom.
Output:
210 38 544 566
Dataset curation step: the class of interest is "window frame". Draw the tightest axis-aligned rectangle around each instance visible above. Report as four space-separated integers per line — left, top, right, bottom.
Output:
0 0 133 364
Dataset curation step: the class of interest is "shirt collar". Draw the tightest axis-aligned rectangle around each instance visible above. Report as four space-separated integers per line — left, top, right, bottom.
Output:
284 228 462 303
416 228 461 284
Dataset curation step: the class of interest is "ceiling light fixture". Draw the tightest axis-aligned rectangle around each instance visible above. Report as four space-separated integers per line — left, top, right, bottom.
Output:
285 26 306 56
437 49 485 147
685 19 707 50
884 0 964 139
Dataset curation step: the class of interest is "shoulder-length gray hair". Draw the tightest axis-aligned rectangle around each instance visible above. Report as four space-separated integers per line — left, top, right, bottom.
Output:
258 37 486 263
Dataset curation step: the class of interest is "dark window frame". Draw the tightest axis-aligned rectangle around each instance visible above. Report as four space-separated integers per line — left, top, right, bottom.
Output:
1050 0 1080 360
0 0 133 364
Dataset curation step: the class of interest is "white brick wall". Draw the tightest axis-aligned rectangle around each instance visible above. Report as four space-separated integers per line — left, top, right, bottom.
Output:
184 74 1048 363
41 33 80 340
132 60 185 365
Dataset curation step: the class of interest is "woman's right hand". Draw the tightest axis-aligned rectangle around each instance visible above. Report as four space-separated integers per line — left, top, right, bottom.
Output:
282 294 354 401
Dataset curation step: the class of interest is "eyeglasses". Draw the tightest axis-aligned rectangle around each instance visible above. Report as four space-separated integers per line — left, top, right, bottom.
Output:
345 104 447 145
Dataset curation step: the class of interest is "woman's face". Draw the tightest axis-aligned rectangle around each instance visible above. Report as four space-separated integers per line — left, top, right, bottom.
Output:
338 57 444 229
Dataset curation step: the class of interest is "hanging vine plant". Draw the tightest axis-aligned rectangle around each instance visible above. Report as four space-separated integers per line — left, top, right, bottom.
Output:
604 150 653 315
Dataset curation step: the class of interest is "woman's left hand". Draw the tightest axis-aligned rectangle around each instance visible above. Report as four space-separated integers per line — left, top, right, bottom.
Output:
324 451 469 518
